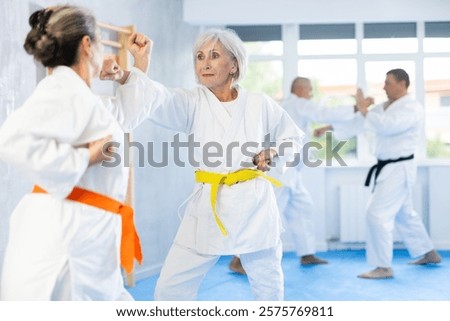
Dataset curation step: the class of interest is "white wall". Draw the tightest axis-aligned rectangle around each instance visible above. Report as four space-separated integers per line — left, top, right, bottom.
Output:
429 166 450 249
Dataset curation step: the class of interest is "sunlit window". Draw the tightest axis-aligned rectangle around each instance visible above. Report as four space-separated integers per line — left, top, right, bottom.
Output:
297 59 358 159
244 41 283 56
228 25 283 100
298 59 357 96
241 60 283 101
424 57 450 158
424 21 450 53
362 38 418 54
298 24 356 55
227 24 282 56
298 39 357 55
423 38 450 53
363 22 418 54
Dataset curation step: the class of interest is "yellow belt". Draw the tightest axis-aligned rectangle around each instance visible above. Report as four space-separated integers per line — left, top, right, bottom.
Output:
195 169 282 236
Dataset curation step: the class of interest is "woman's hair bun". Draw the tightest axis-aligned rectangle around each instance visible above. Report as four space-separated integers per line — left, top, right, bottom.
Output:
28 9 53 32
24 9 61 66
23 6 97 68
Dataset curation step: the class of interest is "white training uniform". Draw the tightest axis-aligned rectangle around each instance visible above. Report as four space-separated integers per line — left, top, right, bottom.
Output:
119 69 304 300
332 94 434 268
0 66 148 300
273 94 355 257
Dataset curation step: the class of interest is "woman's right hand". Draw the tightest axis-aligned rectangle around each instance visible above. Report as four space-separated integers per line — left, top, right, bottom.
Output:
253 149 278 172
128 32 153 73
313 125 333 138
87 135 114 166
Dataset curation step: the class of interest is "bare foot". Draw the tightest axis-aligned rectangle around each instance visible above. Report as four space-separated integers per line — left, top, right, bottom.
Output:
229 256 246 275
409 250 442 265
357 267 393 279
300 255 328 265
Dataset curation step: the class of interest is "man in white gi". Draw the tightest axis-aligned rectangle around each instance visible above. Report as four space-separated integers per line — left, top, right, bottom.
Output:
278 77 359 265
324 69 441 279
229 77 358 274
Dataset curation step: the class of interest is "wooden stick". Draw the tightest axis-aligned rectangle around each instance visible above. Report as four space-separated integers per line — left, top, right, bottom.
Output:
98 22 132 35
120 25 137 288
101 39 122 49
98 22 137 288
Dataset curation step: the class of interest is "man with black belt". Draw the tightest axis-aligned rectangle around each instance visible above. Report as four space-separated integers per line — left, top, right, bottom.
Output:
317 69 441 279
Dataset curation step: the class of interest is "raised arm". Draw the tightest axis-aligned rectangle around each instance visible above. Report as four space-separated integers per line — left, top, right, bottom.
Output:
100 32 152 83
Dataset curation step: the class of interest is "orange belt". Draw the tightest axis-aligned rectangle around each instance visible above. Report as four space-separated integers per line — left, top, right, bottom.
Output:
32 185 142 274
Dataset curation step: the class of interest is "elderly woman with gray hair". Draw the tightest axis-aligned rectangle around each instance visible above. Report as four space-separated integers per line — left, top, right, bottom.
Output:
115 28 304 300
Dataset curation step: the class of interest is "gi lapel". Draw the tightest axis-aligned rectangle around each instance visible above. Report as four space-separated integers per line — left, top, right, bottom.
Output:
222 87 248 146
202 87 231 131
202 86 249 145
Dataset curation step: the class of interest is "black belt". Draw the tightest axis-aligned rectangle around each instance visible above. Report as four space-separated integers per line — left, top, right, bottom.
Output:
364 154 414 187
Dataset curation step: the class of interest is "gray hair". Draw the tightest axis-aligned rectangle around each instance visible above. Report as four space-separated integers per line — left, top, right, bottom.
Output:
290 77 311 93
192 28 247 86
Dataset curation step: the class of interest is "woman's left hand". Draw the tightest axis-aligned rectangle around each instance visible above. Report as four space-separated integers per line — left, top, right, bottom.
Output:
100 56 124 80
253 149 277 172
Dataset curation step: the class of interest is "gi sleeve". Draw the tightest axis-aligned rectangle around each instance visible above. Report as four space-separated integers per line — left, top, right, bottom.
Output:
299 99 355 124
104 67 195 134
331 113 366 140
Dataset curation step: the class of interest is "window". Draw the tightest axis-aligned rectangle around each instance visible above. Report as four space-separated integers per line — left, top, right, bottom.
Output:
297 25 358 160
244 41 283 56
440 96 450 107
228 25 283 101
228 25 283 56
424 57 450 158
424 22 450 53
227 25 282 42
241 60 283 101
298 24 356 55
363 23 418 54
423 22 450 158
296 58 358 160
297 59 357 96
298 39 356 55
228 20 450 161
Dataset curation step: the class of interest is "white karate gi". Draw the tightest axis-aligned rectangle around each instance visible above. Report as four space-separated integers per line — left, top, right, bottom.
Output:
274 94 355 256
333 94 434 268
0 66 147 300
121 69 304 300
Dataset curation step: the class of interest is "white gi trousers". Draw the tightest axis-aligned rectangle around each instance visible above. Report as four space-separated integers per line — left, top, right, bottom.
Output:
154 242 284 301
275 179 316 257
365 161 434 268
